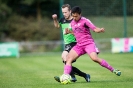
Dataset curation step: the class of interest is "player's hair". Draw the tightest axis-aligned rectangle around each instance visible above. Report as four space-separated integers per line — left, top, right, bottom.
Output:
71 6 81 14
62 4 71 11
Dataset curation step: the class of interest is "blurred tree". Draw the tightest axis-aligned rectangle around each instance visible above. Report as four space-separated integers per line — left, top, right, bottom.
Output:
21 0 42 21
1 0 132 42
0 0 60 41
20 0 59 21
0 0 12 41
7 15 59 41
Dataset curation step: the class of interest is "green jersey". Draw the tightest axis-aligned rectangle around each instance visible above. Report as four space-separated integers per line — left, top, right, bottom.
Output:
59 17 76 44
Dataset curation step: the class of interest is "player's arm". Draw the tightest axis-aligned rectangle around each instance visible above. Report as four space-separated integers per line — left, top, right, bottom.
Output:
85 19 105 33
52 14 60 28
93 27 105 33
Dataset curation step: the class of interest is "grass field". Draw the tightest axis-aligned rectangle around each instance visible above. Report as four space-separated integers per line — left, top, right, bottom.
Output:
0 53 133 88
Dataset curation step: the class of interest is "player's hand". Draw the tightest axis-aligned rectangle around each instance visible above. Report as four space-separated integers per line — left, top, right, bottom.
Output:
52 14 57 20
64 28 74 35
64 28 69 34
94 27 105 33
100 28 105 32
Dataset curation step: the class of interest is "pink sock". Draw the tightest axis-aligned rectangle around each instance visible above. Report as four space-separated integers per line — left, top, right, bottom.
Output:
100 59 114 72
64 65 72 74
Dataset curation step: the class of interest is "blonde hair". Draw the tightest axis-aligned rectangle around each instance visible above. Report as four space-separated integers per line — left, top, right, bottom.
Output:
62 4 71 11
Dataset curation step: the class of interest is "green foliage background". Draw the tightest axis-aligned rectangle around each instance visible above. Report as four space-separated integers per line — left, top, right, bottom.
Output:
0 0 133 42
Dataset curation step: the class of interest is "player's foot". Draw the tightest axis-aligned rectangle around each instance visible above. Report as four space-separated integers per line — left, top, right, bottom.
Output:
84 74 90 82
71 76 77 82
113 69 121 76
54 76 60 82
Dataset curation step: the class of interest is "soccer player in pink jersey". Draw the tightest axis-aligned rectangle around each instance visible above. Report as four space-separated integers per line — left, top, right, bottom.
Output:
52 4 90 83
63 6 121 79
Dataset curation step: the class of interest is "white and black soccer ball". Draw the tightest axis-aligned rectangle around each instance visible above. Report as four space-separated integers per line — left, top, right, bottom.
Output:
60 74 72 84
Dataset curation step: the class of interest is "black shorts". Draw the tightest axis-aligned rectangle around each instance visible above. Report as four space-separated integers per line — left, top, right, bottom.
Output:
64 42 77 52
64 42 77 63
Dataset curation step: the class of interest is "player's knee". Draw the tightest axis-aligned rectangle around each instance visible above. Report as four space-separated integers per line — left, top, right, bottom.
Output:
66 56 73 63
62 55 66 61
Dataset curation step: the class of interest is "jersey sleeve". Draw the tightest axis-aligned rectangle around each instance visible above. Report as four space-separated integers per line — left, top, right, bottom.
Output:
85 19 96 31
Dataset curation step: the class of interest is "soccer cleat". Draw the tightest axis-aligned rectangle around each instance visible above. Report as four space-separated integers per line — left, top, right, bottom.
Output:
84 74 91 82
54 76 61 83
113 69 121 76
71 76 77 82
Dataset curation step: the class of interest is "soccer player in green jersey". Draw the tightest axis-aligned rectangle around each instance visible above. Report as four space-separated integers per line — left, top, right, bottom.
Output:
52 4 90 83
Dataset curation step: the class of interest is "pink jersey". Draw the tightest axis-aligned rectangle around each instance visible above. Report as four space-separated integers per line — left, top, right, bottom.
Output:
71 17 96 46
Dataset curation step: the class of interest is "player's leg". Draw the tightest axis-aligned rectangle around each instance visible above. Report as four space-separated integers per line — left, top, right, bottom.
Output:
89 52 121 76
85 44 121 76
54 51 77 82
72 66 90 82
70 45 91 82
65 42 91 82
66 42 90 82
88 52 114 71
61 51 69 63
62 51 77 82
54 51 68 83
64 49 79 74
64 45 85 75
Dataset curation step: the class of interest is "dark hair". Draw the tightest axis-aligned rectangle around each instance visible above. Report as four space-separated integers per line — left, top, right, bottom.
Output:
62 4 71 11
71 6 81 14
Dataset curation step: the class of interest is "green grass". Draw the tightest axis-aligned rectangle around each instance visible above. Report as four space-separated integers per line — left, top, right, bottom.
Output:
0 53 133 88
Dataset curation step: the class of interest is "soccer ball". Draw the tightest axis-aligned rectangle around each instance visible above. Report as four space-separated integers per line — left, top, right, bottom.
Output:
60 74 72 84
